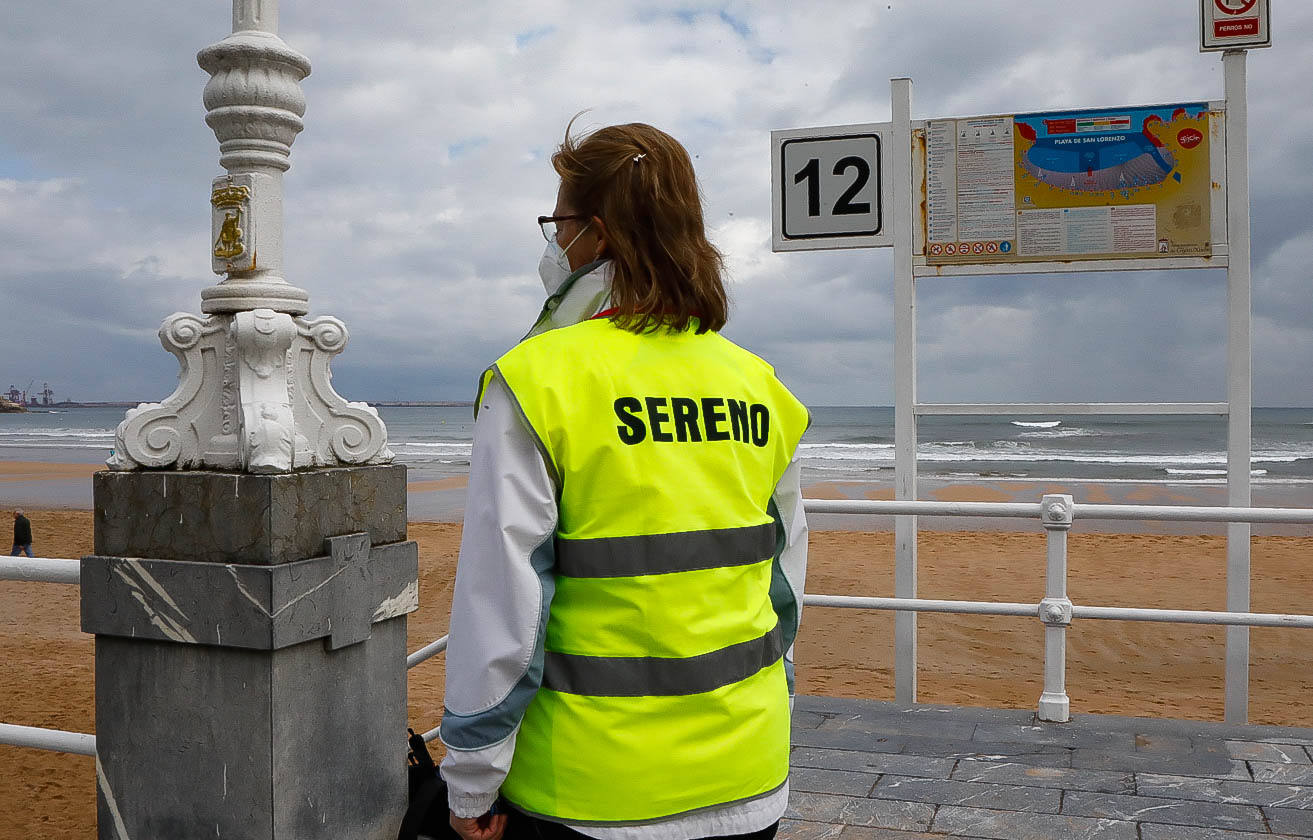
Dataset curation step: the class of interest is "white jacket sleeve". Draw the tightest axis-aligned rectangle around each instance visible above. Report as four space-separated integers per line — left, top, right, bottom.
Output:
439 373 559 819
769 455 808 695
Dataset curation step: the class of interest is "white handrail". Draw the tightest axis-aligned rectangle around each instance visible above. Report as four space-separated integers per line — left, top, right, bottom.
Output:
802 498 1313 524
803 595 1313 629
407 635 448 669
804 493 1313 724
8 495 1313 751
0 557 80 584
1074 503 1313 524
1 559 93 756
804 499 1042 518
410 637 450 743
1072 605 1313 629
805 594 1037 617
0 722 95 756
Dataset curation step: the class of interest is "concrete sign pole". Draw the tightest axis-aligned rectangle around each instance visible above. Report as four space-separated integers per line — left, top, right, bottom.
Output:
1223 48 1253 724
83 3 419 837
891 78 918 705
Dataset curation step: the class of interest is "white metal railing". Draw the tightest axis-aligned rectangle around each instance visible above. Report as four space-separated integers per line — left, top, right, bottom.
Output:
803 494 1313 722
0 553 455 754
402 493 1313 736
0 722 95 756
8 494 1313 755
0 556 80 584
0 557 94 755
406 635 450 743
406 634 448 669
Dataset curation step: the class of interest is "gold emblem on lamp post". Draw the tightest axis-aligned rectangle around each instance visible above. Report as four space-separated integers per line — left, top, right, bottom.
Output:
214 210 244 259
211 183 252 263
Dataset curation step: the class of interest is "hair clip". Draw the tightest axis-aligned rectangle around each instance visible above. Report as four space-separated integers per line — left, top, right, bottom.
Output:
632 153 647 163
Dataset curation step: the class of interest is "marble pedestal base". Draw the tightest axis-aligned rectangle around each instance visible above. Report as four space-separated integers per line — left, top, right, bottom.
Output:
82 466 418 840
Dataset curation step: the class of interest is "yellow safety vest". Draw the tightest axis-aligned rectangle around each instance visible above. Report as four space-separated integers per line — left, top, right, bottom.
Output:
487 317 809 824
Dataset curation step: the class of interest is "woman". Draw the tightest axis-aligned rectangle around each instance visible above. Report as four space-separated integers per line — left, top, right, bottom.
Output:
440 122 809 840
520 174 612 340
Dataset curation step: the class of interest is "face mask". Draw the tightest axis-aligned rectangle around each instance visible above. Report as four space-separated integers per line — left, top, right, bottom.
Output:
538 223 591 295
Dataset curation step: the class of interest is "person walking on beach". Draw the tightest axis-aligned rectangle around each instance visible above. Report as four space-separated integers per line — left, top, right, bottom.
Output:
11 510 33 557
439 121 810 840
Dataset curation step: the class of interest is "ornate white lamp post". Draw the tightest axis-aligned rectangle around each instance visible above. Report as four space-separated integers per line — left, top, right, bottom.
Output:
110 0 390 474
85 5 415 838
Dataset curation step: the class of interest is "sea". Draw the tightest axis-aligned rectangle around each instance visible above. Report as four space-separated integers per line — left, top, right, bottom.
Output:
3 405 1312 486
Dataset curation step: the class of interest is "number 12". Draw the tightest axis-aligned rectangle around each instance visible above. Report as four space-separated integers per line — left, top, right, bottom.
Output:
793 156 872 217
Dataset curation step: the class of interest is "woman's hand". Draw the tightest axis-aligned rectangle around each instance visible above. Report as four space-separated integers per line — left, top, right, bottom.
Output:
449 809 508 840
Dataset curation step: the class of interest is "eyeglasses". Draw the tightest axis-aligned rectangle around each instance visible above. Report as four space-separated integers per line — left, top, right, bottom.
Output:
538 214 589 242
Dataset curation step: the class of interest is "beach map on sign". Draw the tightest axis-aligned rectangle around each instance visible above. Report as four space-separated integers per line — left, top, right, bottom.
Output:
924 103 1212 265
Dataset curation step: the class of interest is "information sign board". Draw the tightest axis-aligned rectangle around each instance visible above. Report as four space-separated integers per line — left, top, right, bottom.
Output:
922 103 1213 266
772 123 891 251
1201 0 1271 51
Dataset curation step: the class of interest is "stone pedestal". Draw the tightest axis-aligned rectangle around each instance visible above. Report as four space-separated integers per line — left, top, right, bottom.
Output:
82 465 417 840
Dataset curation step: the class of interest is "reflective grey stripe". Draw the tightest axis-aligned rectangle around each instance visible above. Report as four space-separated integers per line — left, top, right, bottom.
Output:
556 523 776 579
440 532 557 751
543 622 783 697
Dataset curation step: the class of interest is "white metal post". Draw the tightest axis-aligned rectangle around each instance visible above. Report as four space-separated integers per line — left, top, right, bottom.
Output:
1037 495 1074 722
1223 49 1252 725
891 77 917 705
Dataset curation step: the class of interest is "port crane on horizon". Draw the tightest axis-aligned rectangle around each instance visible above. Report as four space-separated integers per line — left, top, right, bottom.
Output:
3 381 56 406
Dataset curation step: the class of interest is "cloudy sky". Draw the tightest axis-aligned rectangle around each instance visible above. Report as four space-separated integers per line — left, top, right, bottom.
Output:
2 1 1311 406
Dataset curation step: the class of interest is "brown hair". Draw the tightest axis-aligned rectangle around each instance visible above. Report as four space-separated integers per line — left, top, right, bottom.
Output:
552 120 727 333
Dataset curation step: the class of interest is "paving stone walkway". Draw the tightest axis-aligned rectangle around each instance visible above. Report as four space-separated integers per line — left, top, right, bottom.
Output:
781 695 1313 840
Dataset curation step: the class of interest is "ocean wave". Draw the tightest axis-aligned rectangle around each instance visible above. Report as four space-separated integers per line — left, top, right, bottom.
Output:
0 442 110 450
800 453 894 463
392 449 473 462
797 443 895 461
797 442 1313 467
1164 468 1269 477
797 462 889 474
827 433 894 444
0 428 115 438
921 474 1312 486
1016 428 1097 439
913 448 1309 466
1012 420 1061 428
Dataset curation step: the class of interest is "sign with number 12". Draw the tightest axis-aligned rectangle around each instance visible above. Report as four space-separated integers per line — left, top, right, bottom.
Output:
772 123 892 252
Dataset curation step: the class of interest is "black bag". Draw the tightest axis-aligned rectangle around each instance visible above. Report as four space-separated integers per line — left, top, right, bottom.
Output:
398 728 458 840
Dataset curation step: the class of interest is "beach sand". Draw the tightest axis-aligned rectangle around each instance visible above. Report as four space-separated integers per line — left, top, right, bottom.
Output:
3 501 1313 838
0 462 104 482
